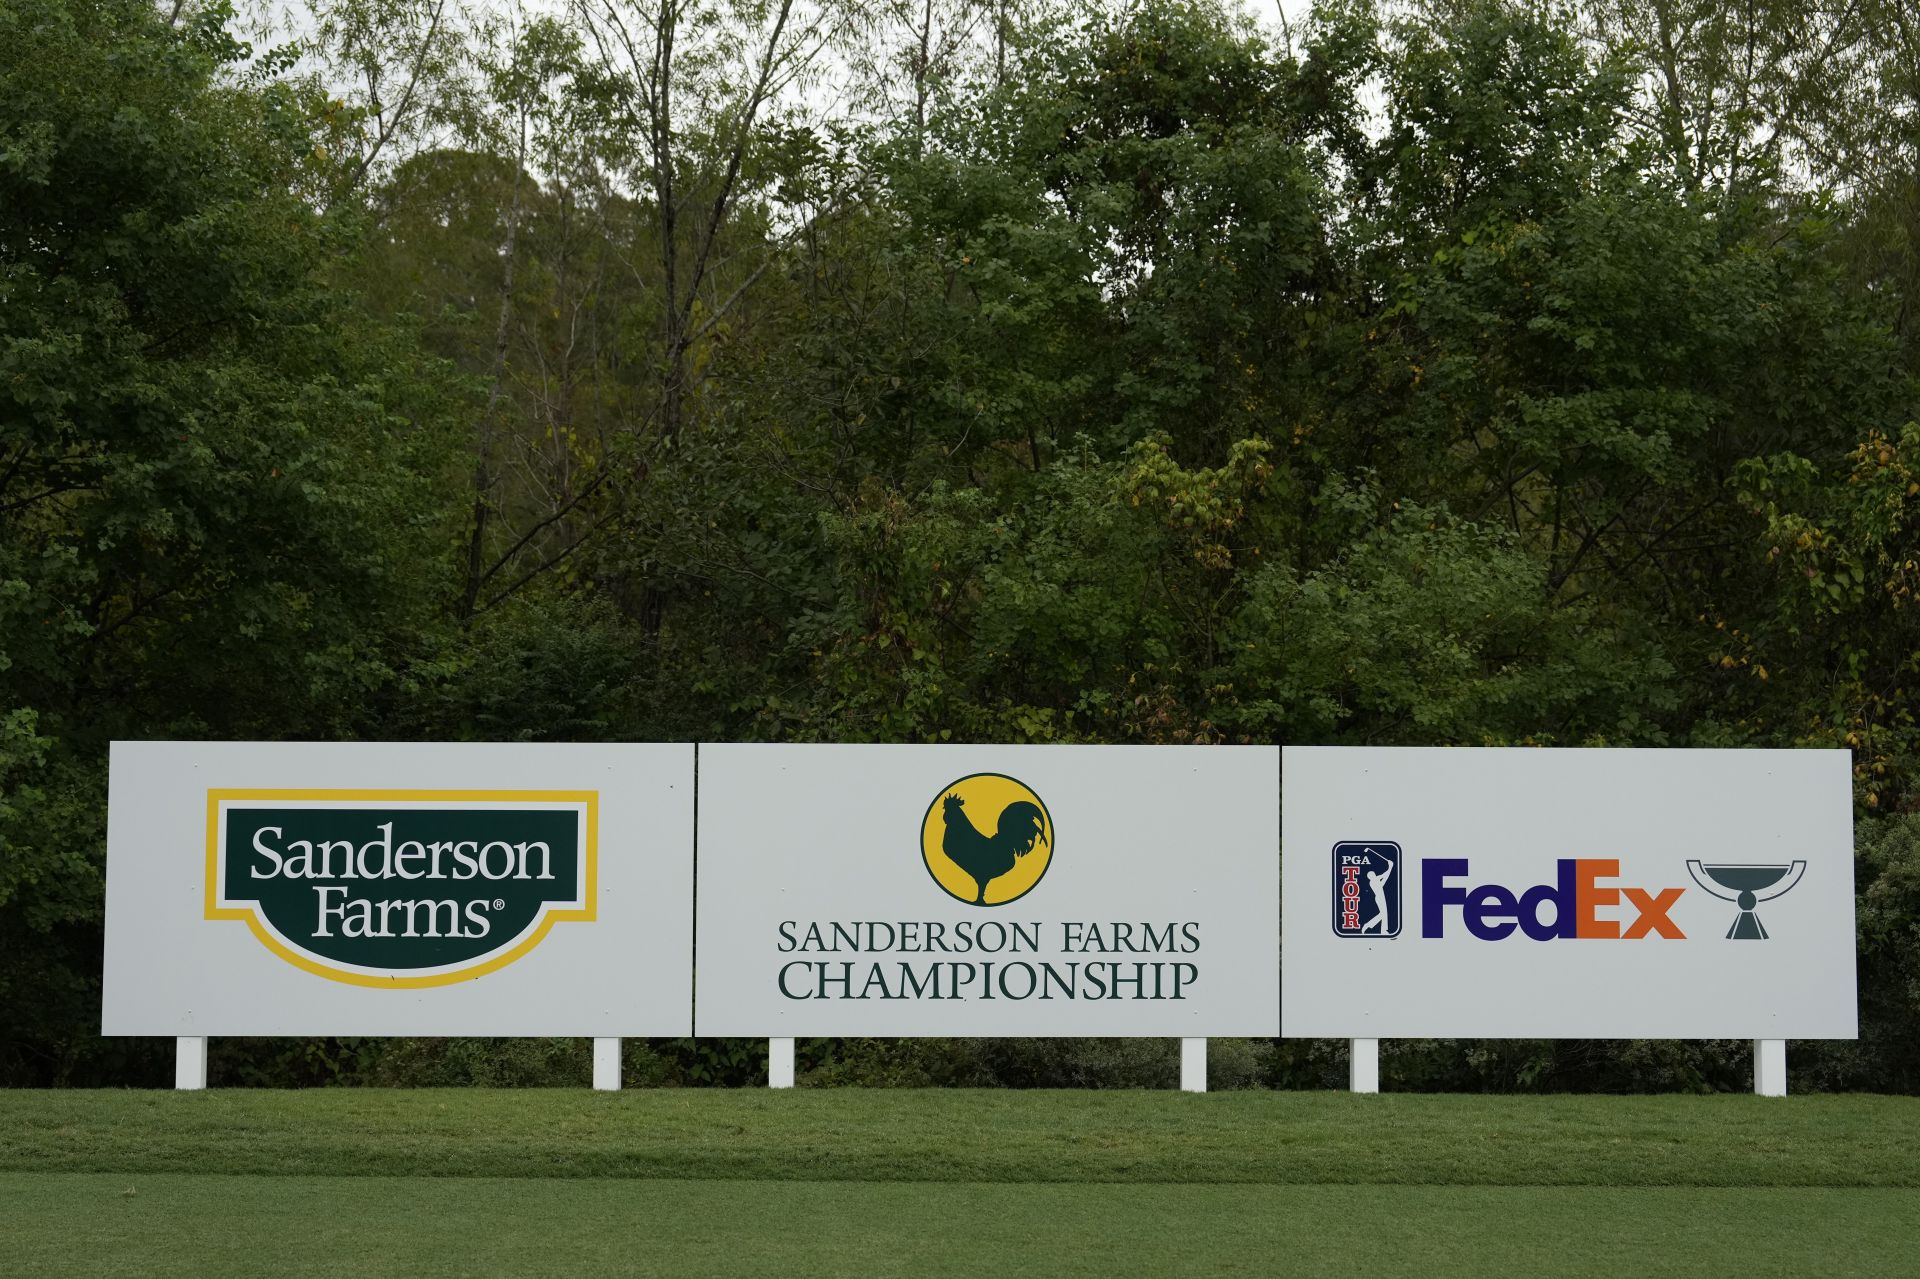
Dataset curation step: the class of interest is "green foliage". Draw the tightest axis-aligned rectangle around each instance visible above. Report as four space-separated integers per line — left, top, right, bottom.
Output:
1730 427 1920 806
1221 505 1674 743
7 0 1920 1091
651 1039 772 1087
211 1037 396 1089
1811 813 1920 1092
1367 2 1634 233
0 0 464 1083
800 1037 1187 1088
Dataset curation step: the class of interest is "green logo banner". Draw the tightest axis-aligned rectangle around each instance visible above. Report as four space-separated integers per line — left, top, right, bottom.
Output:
207 790 596 986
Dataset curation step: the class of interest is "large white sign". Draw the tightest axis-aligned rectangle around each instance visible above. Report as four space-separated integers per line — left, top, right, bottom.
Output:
102 741 694 1036
695 744 1279 1036
1281 747 1857 1039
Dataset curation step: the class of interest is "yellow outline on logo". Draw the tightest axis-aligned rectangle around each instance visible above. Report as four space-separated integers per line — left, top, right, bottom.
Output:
205 788 598 988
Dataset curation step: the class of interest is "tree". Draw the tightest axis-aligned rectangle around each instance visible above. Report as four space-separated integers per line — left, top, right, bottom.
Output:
0 0 462 1083
574 0 859 446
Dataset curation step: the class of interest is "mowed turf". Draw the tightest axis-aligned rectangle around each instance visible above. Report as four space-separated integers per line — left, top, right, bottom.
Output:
5 1089 1918 1185
9 1175 1918 1278
5 1091 1918 1276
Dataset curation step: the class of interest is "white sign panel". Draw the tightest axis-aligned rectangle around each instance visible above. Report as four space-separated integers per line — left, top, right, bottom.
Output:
695 744 1278 1036
103 741 693 1035
1281 747 1857 1039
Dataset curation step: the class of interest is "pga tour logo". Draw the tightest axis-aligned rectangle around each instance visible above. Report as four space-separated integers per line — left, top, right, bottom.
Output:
1332 842 1401 938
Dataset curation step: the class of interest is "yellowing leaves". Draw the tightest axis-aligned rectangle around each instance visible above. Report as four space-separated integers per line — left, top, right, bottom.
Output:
1118 433 1274 569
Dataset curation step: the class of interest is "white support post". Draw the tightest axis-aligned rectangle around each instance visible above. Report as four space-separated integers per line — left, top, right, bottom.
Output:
1754 1039 1787 1097
175 1037 208 1091
769 1037 795 1089
593 1037 622 1091
1349 1038 1379 1094
1180 1037 1207 1093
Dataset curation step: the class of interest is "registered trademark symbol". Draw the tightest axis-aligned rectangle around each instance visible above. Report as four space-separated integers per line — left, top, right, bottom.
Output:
492 898 505 911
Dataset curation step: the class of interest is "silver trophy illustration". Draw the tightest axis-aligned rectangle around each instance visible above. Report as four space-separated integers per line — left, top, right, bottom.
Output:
1684 861 1807 940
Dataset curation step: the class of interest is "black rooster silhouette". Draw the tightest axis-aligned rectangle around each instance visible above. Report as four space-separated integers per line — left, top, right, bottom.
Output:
941 792 1048 905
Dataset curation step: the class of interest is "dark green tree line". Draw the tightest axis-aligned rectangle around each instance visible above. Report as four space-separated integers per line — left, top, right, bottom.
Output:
4 0 1920 1090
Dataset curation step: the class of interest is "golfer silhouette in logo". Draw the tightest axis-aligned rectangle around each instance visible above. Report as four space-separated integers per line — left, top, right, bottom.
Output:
1361 854 1394 934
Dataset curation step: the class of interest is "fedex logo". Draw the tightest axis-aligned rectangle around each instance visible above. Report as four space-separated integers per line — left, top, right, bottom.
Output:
1422 859 1686 941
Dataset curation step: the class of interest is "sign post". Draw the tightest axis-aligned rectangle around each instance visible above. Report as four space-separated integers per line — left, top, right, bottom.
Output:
1349 1039 1379 1094
593 1038 621 1091
1755 1039 1788 1097
1181 1038 1206 1092
174 1037 207 1091
769 1038 796 1089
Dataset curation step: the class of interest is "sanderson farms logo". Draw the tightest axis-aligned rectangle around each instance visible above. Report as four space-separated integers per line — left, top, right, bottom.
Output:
920 773 1053 906
205 790 596 987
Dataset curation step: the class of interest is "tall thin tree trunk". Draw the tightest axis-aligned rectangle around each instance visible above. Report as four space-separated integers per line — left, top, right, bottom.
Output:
462 111 530 623
654 0 684 444
913 0 933 153
995 0 1007 86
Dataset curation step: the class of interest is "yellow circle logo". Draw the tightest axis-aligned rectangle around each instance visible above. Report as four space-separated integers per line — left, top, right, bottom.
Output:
920 773 1054 907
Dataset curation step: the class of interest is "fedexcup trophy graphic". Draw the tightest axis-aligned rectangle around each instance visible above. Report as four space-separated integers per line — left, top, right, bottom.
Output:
1685 860 1807 940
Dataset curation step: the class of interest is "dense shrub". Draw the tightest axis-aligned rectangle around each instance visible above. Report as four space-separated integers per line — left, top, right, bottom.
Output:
9 0 1920 1094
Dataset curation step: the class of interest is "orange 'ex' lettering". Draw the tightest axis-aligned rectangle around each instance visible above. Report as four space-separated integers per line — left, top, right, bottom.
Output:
1575 859 1686 939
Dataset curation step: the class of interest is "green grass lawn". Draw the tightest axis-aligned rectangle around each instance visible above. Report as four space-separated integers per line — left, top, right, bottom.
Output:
5 1091 1918 1275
